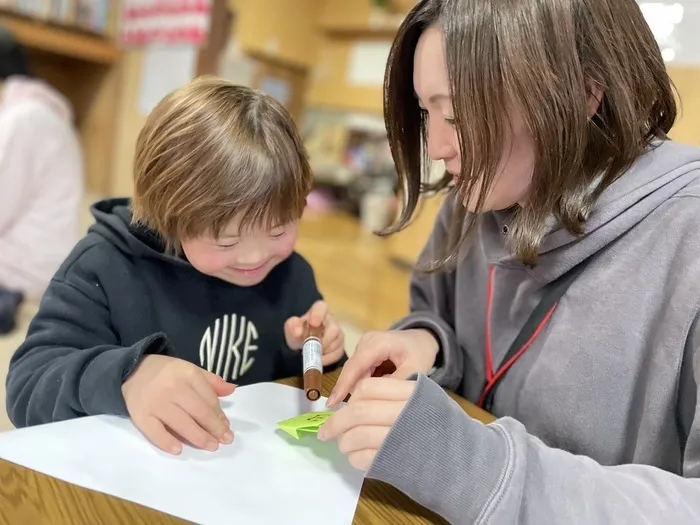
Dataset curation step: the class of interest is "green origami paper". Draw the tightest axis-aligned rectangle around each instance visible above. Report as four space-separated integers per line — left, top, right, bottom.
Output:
277 411 334 439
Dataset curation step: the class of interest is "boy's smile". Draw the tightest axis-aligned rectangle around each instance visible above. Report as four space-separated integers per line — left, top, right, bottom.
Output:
224 260 273 284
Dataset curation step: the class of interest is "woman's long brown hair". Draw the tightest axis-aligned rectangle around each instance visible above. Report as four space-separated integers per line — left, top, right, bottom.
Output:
382 0 677 270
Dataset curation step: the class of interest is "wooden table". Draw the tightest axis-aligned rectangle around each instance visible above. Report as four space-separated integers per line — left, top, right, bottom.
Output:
0 370 494 525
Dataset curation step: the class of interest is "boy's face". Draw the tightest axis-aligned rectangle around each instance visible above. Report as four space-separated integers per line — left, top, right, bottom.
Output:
181 218 300 287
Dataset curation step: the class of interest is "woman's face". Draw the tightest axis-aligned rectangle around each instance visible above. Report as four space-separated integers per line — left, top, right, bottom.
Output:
413 25 536 211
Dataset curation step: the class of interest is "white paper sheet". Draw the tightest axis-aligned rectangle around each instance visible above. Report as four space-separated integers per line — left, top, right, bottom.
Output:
0 383 364 525
139 44 199 116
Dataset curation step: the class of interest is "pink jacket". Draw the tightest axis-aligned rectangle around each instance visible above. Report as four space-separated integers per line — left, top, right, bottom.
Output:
0 76 83 298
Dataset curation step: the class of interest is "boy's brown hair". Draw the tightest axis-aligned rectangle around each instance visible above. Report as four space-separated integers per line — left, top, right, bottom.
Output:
132 76 312 250
384 0 677 269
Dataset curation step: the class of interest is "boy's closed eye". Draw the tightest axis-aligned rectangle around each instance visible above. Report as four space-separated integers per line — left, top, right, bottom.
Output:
216 229 285 247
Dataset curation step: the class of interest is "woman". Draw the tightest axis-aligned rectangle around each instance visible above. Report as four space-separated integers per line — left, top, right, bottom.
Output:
0 28 83 300
317 0 700 522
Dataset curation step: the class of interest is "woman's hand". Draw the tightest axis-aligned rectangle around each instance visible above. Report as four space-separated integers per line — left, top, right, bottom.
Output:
284 300 345 366
318 377 416 471
122 355 236 455
326 328 438 407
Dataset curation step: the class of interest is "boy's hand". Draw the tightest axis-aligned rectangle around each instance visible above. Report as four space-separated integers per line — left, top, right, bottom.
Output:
284 300 345 366
122 355 236 455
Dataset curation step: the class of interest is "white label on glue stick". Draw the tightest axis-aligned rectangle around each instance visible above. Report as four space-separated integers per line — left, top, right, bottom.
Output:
302 338 323 374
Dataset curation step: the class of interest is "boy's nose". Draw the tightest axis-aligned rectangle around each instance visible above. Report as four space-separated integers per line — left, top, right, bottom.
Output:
231 252 266 267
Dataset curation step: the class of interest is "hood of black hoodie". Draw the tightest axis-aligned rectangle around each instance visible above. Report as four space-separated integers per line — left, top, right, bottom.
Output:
87 197 189 267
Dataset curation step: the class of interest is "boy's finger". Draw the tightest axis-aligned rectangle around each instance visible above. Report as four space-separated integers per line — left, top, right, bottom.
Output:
322 347 346 366
192 371 228 410
307 301 328 327
284 316 304 340
201 369 236 398
140 414 182 455
322 322 341 350
161 403 219 452
175 387 233 444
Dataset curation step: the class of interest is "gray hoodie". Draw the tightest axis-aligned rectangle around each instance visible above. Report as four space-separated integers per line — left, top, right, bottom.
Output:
367 140 700 524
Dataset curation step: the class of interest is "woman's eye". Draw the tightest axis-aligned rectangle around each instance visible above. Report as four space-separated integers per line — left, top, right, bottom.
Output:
271 232 286 238
445 117 456 126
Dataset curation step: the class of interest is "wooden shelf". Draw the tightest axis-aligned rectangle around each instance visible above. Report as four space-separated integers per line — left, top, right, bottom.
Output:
319 25 399 38
318 0 404 38
0 10 118 65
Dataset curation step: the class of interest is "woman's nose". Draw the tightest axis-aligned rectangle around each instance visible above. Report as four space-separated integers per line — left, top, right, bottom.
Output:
426 124 457 162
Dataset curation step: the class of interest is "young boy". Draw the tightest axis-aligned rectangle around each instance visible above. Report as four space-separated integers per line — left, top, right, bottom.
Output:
5 77 346 455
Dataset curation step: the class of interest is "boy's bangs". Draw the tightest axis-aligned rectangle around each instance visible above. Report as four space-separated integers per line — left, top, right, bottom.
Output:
223 155 307 237
181 142 310 242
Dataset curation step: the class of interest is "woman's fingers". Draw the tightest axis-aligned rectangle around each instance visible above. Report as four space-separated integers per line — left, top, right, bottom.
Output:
319 399 407 441
322 378 416 438
327 361 372 407
336 424 391 456
347 449 377 472
327 334 398 406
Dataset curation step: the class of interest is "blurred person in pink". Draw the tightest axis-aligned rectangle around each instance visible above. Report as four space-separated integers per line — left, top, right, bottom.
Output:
0 28 83 301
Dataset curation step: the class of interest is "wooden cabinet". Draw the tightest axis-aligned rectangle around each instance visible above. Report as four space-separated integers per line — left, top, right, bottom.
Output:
230 0 323 70
306 0 409 116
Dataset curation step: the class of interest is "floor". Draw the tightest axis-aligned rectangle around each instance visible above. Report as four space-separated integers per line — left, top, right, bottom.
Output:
0 199 413 432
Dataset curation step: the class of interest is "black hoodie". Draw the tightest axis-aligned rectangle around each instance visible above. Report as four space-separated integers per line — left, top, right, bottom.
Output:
6 198 330 427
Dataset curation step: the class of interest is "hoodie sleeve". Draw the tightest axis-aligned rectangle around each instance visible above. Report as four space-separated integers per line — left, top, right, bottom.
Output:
391 194 464 390
6 247 170 427
367 329 700 525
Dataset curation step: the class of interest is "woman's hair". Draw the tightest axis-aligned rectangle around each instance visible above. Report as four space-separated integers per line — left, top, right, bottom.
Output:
384 0 677 269
0 28 31 80
132 76 312 251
